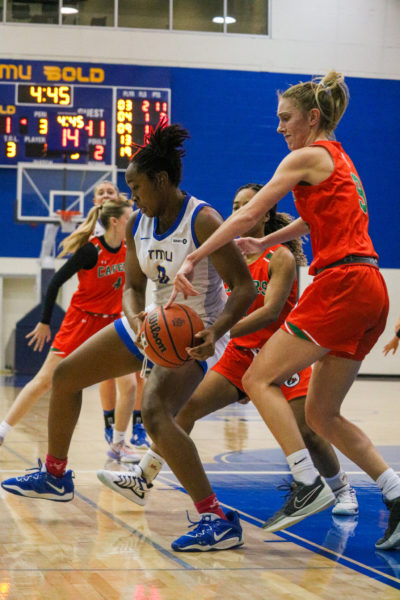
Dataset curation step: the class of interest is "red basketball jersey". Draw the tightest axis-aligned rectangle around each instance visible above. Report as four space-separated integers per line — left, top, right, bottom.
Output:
227 244 298 349
292 140 378 276
70 236 126 315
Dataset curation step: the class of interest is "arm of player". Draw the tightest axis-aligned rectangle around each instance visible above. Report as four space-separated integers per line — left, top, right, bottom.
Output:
185 206 256 361
230 246 296 339
27 243 98 352
236 217 309 256
170 150 313 299
123 211 148 339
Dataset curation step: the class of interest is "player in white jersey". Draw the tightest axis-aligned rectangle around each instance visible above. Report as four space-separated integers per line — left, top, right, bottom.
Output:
2 122 256 552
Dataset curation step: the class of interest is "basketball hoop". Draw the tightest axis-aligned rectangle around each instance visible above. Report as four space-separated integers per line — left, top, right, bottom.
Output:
56 210 82 233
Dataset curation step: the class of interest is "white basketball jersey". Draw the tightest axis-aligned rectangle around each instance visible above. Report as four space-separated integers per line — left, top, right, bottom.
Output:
133 193 227 326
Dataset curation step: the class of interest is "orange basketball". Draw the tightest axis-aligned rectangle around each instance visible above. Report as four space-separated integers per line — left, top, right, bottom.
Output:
139 303 204 368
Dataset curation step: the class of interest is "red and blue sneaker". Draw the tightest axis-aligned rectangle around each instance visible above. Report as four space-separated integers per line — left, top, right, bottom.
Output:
1 459 74 502
171 510 244 552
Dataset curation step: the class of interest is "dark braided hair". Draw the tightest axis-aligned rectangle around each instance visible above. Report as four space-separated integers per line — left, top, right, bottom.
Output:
131 122 190 187
236 183 307 266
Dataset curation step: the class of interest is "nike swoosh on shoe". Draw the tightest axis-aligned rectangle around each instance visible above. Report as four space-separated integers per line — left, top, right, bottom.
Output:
293 484 323 510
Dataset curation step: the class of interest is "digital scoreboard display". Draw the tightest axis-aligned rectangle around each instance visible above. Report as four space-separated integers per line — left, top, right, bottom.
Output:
0 82 170 169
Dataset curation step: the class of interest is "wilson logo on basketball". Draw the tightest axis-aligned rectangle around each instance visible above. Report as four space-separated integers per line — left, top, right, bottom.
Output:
148 313 167 353
171 318 185 327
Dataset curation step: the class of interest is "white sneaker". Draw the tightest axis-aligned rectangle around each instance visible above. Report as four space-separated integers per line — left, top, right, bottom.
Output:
97 464 152 506
332 485 359 515
107 442 140 464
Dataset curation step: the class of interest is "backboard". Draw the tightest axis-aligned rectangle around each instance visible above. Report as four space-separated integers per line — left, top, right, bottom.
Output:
16 163 117 224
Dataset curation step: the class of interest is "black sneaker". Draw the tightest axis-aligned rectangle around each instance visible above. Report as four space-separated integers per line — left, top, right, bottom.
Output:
375 496 400 550
263 475 335 533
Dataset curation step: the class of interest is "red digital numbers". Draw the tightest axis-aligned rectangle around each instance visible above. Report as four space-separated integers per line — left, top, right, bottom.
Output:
93 144 104 161
62 128 80 148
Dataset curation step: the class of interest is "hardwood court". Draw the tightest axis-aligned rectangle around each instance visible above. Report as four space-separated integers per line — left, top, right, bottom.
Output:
0 376 399 599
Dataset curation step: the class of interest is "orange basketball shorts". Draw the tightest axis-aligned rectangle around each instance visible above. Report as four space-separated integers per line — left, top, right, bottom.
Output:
282 265 389 361
212 340 311 402
51 306 118 358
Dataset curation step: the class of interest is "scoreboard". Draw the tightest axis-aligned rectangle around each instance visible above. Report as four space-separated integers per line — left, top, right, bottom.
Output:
0 76 170 170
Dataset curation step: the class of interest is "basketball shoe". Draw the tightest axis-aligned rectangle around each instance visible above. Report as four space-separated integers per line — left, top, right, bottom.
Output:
107 441 140 464
332 485 359 516
375 496 400 550
171 511 244 552
130 423 150 449
97 465 152 506
263 476 335 532
1 459 74 502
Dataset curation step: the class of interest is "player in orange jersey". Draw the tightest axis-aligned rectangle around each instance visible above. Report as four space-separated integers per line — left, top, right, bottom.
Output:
84 180 150 450
171 71 400 550
0 197 139 463
98 183 358 522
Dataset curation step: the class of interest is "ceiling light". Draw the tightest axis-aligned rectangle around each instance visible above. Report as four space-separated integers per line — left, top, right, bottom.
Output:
61 7 79 15
212 16 236 24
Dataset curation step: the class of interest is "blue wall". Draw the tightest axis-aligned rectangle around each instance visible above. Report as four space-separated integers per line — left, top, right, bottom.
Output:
2 62 399 267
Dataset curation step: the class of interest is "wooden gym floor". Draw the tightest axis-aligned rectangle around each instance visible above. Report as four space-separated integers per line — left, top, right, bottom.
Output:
0 375 399 599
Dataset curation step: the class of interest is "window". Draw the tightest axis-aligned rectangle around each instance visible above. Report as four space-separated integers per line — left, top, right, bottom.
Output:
3 0 269 35
62 0 114 26
174 0 224 33
119 0 169 30
8 0 58 24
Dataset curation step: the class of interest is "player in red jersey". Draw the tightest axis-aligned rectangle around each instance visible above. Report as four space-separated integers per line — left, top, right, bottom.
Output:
171 71 400 550
98 183 358 521
0 197 139 463
84 180 150 450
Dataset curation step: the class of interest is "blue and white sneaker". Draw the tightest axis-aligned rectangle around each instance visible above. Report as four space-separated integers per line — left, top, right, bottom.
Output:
130 423 150 449
1 459 74 502
171 510 244 552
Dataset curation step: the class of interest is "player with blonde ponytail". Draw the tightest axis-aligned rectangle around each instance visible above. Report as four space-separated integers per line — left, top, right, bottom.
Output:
171 71 400 550
0 197 139 464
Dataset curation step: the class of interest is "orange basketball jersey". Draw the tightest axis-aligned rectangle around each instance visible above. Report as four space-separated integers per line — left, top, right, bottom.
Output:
227 244 298 349
293 140 378 276
70 236 126 315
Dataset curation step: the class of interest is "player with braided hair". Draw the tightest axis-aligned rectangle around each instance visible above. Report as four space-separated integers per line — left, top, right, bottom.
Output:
2 122 256 552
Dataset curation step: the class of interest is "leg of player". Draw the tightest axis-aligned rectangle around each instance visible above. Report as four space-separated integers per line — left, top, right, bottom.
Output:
99 365 243 552
1 323 143 501
107 373 140 464
99 379 116 446
130 372 150 449
98 369 240 507
242 329 336 533
306 356 400 550
0 352 62 446
290 396 358 516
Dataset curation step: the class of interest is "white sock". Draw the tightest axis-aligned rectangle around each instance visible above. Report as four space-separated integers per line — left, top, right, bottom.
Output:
376 468 400 501
112 429 126 445
287 449 319 486
0 420 12 440
325 470 350 493
139 449 164 483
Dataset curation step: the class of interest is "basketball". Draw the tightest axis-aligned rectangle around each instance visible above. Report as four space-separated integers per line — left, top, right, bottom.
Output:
139 303 204 368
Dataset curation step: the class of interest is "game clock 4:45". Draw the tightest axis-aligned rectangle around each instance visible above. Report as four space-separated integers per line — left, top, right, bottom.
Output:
17 84 72 106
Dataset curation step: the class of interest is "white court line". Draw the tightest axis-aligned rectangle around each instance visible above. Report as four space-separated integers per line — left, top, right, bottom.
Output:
2 469 399 475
